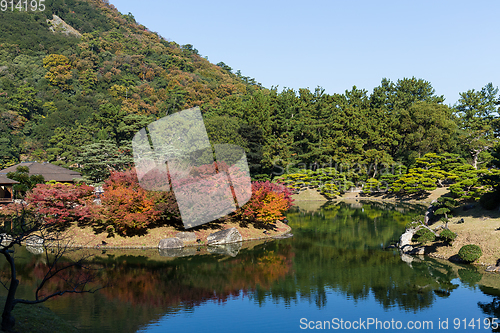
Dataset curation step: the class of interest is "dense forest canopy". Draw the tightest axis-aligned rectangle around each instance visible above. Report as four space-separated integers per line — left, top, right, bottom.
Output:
0 0 498 189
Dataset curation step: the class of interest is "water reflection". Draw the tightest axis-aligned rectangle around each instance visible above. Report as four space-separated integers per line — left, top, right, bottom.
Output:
1 201 499 332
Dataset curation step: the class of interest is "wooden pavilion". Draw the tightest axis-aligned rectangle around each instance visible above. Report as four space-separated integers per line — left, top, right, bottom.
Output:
0 162 82 203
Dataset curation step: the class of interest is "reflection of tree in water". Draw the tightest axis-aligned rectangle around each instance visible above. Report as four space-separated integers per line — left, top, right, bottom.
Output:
478 286 500 332
283 202 460 312
0 244 295 332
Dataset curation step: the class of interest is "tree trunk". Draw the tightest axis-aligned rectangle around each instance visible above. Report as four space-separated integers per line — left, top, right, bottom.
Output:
1 251 19 332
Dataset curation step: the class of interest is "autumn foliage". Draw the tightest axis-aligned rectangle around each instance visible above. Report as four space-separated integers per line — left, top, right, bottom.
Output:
90 169 163 236
1 169 293 235
239 181 294 223
25 182 94 225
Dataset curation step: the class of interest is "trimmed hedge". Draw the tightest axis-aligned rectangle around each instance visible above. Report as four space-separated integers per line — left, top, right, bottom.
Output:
458 244 482 263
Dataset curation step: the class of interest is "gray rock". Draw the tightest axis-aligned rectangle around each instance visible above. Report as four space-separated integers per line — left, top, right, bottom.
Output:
207 228 242 245
485 266 500 273
159 246 197 257
175 232 197 242
400 245 413 253
207 242 242 257
158 237 183 249
25 235 43 247
398 229 415 249
0 233 13 246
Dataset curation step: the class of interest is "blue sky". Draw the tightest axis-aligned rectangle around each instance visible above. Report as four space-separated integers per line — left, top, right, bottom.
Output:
109 0 500 106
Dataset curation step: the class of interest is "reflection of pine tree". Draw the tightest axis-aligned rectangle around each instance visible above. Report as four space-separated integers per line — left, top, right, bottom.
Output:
478 296 500 332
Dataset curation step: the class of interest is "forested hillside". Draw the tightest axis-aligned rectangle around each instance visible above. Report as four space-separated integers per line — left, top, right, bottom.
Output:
0 0 498 186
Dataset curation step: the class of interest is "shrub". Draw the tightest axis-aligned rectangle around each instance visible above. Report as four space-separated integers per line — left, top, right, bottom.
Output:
412 228 436 244
439 229 457 244
25 183 94 225
239 181 294 223
91 170 162 236
458 244 482 263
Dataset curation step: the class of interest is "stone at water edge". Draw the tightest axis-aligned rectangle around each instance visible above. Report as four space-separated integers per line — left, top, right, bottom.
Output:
398 229 414 250
175 232 197 242
486 266 500 273
25 235 44 247
207 228 242 245
158 237 183 249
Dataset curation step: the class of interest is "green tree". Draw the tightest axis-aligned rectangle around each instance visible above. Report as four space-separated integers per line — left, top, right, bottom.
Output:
75 140 132 184
432 197 459 228
454 83 499 169
6 84 42 120
6 166 45 198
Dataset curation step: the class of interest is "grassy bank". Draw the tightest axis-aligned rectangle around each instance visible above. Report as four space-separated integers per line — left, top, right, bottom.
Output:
0 297 77 333
426 205 500 267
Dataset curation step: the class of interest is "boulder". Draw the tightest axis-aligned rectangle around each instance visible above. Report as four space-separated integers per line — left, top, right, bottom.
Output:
26 245 44 255
398 229 415 250
207 242 242 257
25 235 43 247
486 266 500 273
0 233 13 246
175 232 197 242
158 237 183 249
207 228 242 245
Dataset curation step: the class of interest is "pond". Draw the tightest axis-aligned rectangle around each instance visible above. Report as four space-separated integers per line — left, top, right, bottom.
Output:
2 200 500 332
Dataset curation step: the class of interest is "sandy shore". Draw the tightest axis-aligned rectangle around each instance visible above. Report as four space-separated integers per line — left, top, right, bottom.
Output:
61 220 292 249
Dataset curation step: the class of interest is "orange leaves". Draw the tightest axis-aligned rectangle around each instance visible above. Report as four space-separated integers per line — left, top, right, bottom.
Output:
240 181 294 223
92 170 161 236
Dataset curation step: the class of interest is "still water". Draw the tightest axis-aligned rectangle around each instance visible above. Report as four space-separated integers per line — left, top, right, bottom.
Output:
3 200 500 332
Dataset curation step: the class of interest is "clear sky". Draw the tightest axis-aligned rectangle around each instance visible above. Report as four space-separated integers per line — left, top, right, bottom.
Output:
108 0 500 106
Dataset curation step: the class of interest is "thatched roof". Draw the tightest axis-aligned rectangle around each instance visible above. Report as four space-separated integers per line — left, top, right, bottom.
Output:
0 162 81 183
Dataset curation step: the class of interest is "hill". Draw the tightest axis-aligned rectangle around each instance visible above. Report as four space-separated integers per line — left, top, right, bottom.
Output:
0 0 262 171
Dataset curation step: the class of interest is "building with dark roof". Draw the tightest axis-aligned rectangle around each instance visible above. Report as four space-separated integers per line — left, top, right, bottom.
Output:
0 162 82 203
0 162 82 183
0 174 18 203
